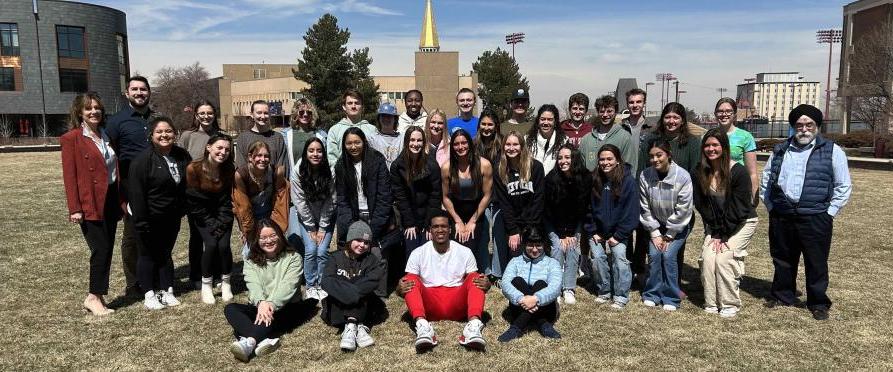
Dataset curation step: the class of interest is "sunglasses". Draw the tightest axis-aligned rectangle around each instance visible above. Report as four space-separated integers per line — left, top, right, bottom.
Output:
298 110 313 116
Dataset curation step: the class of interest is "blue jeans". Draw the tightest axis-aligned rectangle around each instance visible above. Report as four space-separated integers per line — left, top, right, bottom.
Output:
545 223 580 290
590 240 632 304
298 219 333 287
643 226 691 307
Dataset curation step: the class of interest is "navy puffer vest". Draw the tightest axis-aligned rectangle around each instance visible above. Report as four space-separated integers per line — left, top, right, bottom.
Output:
768 135 834 215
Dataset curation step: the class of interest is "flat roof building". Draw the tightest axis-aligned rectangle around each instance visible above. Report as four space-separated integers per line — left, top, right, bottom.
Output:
736 72 821 122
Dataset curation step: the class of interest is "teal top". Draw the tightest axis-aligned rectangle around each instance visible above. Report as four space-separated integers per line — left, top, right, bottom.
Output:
727 127 756 166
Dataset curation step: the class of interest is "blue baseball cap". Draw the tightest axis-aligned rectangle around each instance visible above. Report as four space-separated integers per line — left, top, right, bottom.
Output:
377 102 399 116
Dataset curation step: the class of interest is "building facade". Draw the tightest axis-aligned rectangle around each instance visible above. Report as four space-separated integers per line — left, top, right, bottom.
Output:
0 0 128 137
736 72 820 122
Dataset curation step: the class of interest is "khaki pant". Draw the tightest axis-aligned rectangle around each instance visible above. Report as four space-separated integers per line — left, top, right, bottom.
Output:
699 218 758 310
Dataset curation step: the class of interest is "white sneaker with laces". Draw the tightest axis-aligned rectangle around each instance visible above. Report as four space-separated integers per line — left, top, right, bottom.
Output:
704 306 719 314
662 304 678 311
230 337 256 362
611 301 626 310
720 307 739 318
255 338 280 357
315 287 328 300
340 323 357 351
563 290 577 305
459 319 486 351
306 287 318 300
159 287 180 307
414 319 437 353
355 324 374 348
643 299 657 307
143 291 165 310
595 295 610 304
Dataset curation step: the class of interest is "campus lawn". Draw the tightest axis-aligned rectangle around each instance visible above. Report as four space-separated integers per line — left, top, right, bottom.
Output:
1 151 891 371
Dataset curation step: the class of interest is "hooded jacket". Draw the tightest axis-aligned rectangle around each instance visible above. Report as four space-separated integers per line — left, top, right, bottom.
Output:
543 167 592 237
390 155 442 230
500 251 562 306
320 248 384 325
128 146 191 232
585 164 640 243
492 158 546 236
326 117 377 166
579 123 634 172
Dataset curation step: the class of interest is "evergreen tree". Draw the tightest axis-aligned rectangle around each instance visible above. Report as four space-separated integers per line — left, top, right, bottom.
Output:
472 48 530 120
294 14 380 128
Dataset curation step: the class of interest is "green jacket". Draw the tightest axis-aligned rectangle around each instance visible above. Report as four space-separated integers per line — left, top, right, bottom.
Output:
244 251 303 311
579 123 634 172
326 117 377 166
638 133 701 176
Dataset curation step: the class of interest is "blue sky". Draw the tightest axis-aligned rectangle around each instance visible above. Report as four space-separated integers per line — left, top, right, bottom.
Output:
90 0 851 114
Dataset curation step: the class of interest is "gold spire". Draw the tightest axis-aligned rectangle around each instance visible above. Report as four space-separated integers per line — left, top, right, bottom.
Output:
419 0 440 52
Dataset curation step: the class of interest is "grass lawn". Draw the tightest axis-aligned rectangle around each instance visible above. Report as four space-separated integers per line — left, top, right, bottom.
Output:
2 152 891 370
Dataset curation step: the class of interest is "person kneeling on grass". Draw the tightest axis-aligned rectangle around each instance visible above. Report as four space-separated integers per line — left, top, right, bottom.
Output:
498 228 563 342
224 219 303 363
396 211 491 353
320 221 384 352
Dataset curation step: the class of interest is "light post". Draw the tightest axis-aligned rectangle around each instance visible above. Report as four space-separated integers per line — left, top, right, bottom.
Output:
816 29 842 131
505 32 525 61
717 87 728 99
645 82 655 115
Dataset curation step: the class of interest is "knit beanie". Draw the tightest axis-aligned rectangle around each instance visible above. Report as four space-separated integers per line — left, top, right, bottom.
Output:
788 104 823 127
346 220 372 243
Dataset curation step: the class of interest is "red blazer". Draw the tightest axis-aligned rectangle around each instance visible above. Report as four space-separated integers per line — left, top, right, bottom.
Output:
60 128 122 221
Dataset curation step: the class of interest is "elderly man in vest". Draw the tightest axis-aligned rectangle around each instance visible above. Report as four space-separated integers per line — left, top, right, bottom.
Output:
760 104 852 321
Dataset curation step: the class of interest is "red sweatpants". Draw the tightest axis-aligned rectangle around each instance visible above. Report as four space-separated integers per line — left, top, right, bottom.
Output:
403 273 485 321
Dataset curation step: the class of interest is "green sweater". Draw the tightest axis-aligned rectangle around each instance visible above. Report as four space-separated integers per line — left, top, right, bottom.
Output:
244 251 303 311
579 123 634 172
638 133 701 176
326 117 377 166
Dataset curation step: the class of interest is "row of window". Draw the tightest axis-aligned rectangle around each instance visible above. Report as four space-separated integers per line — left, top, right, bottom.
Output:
0 22 129 93
383 91 406 100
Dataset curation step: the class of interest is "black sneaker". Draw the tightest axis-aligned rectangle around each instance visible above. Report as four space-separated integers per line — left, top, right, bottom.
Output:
537 322 561 339
497 326 523 343
811 308 830 321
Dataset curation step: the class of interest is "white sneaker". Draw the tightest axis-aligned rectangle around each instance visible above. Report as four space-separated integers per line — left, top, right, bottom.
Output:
340 323 358 351
459 319 485 351
704 306 719 314
595 295 610 304
563 290 577 305
611 301 626 310
662 304 678 311
221 277 233 302
255 338 280 357
720 307 739 318
201 281 216 304
159 287 180 307
642 299 657 307
355 324 374 348
230 337 256 363
315 287 328 300
414 319 438 353
143 291 165 310
305 287 318 300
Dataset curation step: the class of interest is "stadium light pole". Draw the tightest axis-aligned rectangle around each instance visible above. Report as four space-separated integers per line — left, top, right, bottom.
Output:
817 29 842 130
505 32 525 61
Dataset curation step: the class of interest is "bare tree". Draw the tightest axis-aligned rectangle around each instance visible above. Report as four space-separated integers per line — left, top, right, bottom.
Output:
0 115 13 139
152 62 215 130
848 22 893 147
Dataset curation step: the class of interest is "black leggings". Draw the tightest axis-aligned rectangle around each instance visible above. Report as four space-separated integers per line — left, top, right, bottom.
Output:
187 216 203 282
195 221 233 278
224 302 304 341
137 219 180 292
507 278 558 329
79 183 120 295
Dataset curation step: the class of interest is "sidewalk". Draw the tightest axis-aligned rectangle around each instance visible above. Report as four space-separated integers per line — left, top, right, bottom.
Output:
756 152 893 171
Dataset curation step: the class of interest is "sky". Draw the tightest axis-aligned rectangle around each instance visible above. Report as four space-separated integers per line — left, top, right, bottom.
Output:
89 0 851 115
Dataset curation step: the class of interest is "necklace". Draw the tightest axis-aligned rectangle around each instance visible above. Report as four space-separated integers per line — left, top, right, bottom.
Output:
248 168 264 188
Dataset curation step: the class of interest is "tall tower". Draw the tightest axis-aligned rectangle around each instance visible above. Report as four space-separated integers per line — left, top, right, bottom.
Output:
419 0 440 52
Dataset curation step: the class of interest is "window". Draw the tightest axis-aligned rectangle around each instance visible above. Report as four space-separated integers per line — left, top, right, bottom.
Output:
0 67 14 91
253 69 266 79
56 26 86 58
0 23 19 56
116 34 128 91
59 68 87 92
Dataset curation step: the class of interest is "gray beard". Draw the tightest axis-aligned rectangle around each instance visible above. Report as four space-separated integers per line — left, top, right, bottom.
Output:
795 132 815 146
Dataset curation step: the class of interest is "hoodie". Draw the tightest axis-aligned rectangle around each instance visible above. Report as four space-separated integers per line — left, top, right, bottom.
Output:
493 159 546 236
579 123 634 172
500 251 562 306
326 117 377 166
398 111 428 133
585 164 640 243
320 248 384 325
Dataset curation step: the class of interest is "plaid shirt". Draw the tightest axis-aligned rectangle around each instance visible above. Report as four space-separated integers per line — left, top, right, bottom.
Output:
639 162 693 239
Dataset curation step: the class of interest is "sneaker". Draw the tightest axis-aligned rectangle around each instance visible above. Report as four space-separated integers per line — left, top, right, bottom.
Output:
255 338 280 357
720 307 739 318
414 319 438 353
143 291 165 310
340 323 358 352
704 306 719 314
611 301 626 310
305 287 318 300
594 295 610 304
497 325 523 343
662 304 678 311
159 288 181 307
315 287 328 301
811 308 829 321
537 322 561 339
201 282 216 304
642 299 657 307
458 319 486 351
355 324 374 348
230 337 256 363
563 290 577 305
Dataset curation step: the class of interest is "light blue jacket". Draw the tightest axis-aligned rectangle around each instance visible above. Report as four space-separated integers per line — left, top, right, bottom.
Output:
500 253 562 306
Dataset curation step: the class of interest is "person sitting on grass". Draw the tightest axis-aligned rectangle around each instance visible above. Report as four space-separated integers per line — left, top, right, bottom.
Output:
498 228 563 342
224 219 303 363
320 221 384 352
396 211 491 353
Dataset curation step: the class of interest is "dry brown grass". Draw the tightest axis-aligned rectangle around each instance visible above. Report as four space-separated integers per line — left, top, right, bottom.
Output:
2 152 891 371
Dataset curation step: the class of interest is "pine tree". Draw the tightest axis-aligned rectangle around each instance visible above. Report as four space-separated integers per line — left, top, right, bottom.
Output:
472 48 530 120
294 14 380 129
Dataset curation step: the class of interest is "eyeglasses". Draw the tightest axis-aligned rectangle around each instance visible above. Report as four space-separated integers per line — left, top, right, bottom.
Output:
794 122 817 130
716 110 734 115
298 110 312 116
259 235 279 243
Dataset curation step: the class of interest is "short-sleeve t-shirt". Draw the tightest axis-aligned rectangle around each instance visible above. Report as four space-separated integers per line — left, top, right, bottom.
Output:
447 116 479 138
405 241 477 287
727 127 756 165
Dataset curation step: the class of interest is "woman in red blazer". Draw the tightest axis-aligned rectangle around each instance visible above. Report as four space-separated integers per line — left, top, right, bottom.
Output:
61 92 122 316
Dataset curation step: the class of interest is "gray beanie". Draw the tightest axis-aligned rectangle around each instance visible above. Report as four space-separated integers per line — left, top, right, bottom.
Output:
346 220 373 243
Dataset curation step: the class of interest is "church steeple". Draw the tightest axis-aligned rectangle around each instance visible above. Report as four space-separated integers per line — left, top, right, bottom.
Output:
419 0 440 52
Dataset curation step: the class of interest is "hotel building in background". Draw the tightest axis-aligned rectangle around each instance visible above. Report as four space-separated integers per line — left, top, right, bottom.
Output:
736 72 821 122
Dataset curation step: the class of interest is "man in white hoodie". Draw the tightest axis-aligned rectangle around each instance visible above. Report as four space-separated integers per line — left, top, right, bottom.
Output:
398 89 427 133
327 89 378 166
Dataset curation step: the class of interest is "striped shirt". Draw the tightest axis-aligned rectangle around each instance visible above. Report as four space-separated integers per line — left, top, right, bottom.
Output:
639 162 693 239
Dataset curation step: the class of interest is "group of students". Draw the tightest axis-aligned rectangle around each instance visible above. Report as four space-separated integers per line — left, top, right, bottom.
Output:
61 76 851 362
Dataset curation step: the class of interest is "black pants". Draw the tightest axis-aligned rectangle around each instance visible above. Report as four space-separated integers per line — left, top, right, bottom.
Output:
224 302 304 341
769 213 834 310
194 220 233 278
322 295 374 327
80 183 120 295
507 278 558 329
121 213 140 292
187 216 203 282
630 226 650 275
136 219 180 293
